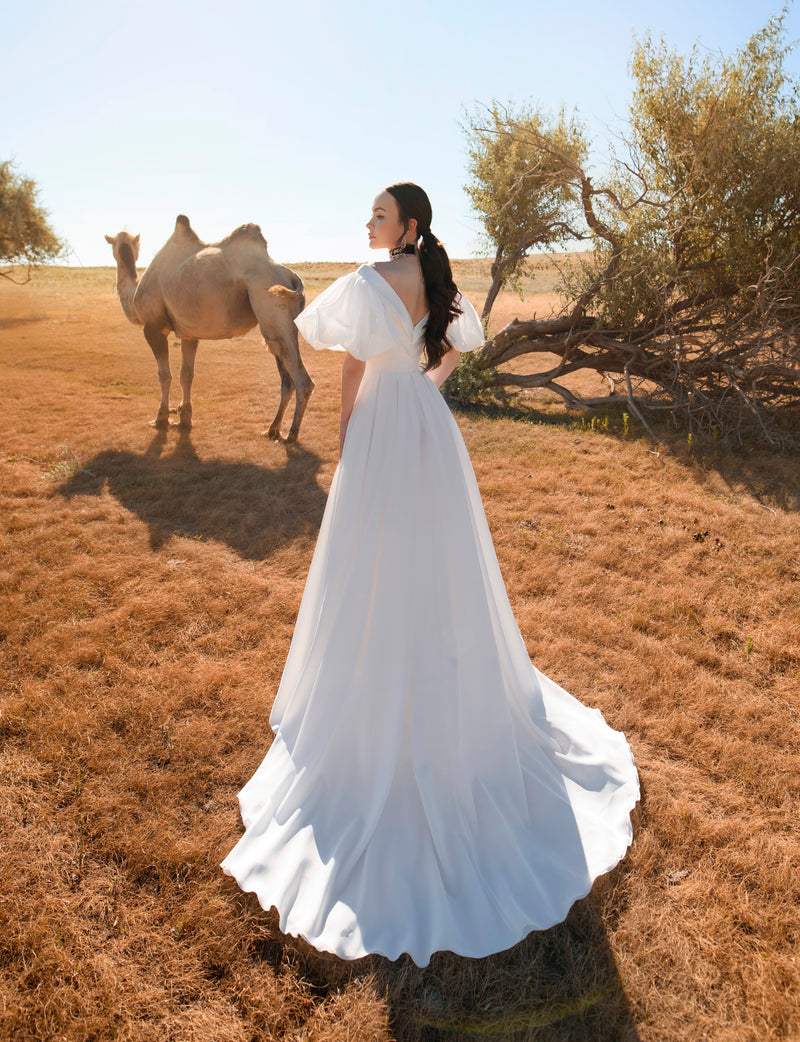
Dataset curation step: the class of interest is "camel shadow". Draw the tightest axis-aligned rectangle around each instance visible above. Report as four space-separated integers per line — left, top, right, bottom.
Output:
57 430 329 559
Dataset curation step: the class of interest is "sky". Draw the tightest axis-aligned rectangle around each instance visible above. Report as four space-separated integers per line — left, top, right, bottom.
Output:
4 0 799 267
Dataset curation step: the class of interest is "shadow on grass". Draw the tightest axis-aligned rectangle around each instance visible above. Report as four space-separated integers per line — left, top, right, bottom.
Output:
245 851 642 1042
380 896 641 1042
445 394 582 431
677 445 800 512
0 314 51 331
450 394 800 512
56 428 329 558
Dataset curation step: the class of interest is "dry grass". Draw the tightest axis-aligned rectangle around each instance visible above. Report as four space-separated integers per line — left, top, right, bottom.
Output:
1 262 799 1041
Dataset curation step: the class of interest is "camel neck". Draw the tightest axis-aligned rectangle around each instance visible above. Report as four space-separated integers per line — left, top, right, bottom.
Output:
115 265 140 325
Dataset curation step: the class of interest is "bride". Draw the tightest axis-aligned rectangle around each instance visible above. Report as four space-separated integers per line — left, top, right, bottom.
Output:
221 182 639 966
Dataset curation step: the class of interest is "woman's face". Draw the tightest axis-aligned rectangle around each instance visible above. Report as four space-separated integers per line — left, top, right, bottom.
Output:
366 190 408 251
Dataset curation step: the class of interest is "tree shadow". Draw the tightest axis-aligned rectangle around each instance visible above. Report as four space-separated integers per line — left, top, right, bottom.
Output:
446 394 581 431
56 429 329 558
677 446 800 513
450 394 800 512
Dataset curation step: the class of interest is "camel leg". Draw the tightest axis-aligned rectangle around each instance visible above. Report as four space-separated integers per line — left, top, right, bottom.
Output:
144 325 171 429
175 338 198 429
265 334 314 442
264 353 296 440
249 285 314 442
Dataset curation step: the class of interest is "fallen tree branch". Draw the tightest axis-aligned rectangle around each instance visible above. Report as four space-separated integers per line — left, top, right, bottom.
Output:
0 265 33 284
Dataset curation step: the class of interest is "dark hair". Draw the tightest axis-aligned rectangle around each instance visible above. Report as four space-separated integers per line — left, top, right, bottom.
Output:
385 182 462 371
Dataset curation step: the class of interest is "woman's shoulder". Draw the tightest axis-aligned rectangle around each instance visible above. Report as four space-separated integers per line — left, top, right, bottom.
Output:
447 290 485 353
362 260 388 276
294 265 392 357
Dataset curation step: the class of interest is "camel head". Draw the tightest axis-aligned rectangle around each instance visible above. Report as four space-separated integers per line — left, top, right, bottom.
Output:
105 230 140 280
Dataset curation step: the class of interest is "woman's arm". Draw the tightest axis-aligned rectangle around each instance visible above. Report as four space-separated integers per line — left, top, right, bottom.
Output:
426 348 461 389
340 352 366 456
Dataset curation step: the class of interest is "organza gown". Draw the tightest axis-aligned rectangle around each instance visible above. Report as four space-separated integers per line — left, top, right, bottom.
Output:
221 264 639 966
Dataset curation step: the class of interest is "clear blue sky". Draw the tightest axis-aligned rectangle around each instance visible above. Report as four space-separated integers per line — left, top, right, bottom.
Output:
4 0 798 267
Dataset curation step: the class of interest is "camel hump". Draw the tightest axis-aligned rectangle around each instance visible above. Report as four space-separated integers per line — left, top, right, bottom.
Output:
218 223 268 249
173 214 202 243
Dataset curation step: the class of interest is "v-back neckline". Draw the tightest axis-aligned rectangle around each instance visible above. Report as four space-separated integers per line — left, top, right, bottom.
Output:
362 264 429 328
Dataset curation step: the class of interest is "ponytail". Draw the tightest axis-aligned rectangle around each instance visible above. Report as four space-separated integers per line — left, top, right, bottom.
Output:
385 183 463 372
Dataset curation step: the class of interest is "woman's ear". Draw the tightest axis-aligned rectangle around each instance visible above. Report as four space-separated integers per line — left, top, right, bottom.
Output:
407 217 418 241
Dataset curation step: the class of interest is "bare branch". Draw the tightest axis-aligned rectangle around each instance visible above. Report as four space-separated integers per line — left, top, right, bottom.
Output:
457 31 800 447
0 265 33 284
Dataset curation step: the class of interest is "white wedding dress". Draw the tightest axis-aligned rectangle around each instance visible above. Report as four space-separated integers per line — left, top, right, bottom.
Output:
221 264 639 966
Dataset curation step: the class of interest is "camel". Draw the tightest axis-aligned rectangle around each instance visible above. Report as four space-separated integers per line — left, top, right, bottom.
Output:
105 215 313 441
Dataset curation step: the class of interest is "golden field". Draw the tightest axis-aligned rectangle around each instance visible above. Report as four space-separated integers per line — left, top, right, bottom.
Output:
1 260 799 1041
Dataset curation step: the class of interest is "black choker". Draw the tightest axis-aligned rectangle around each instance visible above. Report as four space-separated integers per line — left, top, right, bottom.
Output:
389 243 416 259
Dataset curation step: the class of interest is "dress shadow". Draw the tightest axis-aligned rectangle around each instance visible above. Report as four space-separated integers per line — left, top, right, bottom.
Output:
239 843 643 1042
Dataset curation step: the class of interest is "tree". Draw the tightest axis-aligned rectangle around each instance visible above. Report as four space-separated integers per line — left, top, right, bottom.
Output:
454 11 800 448
0 161 65 282
464 103 589 319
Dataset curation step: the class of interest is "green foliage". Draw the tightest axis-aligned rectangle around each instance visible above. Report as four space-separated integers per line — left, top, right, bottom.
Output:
441 349 496 405
0 160 65 270
42 446 92 482
557 13 800 329
459 11 800 446
745 634 755 656
463 102 588 289
595 11 800 327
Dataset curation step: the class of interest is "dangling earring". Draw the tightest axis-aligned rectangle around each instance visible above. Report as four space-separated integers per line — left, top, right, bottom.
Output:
389 233 411 260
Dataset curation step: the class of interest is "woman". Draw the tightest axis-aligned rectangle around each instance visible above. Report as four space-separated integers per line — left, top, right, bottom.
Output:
222 183 639 966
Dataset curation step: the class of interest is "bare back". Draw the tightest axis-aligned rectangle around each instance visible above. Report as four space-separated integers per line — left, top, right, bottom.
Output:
371 259 428 326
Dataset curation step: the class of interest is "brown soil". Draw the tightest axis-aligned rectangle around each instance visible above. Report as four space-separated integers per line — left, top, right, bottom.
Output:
1 263 799 1041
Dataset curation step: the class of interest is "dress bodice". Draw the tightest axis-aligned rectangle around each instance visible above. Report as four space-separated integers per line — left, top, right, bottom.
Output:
365 322 428 374
294 263 485 364
365 352 424 374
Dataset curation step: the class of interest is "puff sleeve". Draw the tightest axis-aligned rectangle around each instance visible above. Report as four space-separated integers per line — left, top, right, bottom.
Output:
447 292 485 353
294 269 408 362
